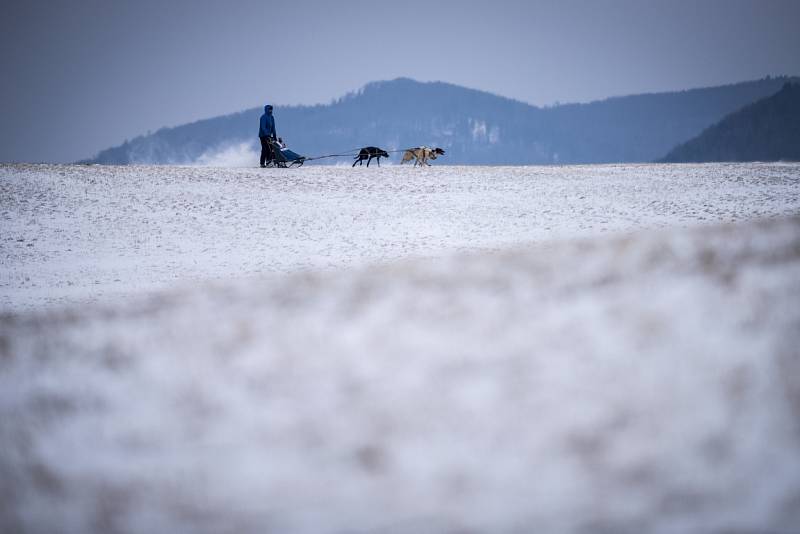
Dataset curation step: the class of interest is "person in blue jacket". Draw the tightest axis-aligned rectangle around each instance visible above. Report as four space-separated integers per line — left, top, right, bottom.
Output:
258 104 277 167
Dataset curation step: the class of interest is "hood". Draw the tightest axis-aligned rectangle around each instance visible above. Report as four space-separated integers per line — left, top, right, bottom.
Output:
264 105 273 114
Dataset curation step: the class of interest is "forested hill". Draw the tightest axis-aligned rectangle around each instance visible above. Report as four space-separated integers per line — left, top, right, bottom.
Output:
87 76 798 165
660 82 800 163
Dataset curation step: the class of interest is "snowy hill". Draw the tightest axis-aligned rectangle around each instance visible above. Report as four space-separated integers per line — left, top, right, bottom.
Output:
86 76 799 165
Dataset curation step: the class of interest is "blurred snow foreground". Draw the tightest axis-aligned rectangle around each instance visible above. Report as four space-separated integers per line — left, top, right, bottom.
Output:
2 213 800 533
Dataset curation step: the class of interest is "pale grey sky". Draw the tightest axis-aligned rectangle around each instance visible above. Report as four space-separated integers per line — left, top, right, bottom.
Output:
2 0 799 162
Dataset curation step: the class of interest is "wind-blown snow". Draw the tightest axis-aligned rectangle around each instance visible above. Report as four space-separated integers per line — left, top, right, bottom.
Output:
195 142 259 167
1 162 799 311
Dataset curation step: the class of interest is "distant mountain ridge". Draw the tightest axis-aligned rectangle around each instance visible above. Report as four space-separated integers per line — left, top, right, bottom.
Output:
87 76 799 165
660 82 800 163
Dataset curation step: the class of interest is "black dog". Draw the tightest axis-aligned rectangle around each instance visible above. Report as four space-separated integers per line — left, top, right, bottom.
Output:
353 147 390 167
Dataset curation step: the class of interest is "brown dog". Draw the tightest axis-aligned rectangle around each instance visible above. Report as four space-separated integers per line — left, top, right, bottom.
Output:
400 146 446 166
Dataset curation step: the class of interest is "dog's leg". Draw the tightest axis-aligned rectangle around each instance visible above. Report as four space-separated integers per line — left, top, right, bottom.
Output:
352 158 359 167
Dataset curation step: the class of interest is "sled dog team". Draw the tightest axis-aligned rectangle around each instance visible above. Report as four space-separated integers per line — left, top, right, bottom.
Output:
260 104 446 168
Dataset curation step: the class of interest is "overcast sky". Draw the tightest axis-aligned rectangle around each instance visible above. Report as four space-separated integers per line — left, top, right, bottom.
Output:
2 0 799 163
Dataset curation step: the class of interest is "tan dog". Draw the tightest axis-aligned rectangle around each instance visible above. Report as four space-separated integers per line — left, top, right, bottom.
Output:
400 146 446 166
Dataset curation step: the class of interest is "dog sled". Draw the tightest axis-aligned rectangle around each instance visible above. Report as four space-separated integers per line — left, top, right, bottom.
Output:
265 138 306 168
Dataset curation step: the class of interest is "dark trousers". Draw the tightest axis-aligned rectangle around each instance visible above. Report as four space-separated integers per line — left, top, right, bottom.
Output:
259 136 274 166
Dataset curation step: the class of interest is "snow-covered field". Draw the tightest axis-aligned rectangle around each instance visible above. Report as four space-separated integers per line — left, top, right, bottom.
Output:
1 162 800 533
2 163 799 311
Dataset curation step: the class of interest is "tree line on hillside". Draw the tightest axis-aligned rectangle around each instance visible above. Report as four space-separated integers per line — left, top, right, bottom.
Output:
659 82 800 163
86 76 799 166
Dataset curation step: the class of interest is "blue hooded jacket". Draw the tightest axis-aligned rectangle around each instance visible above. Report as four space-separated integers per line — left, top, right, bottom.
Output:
259 105 276 138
